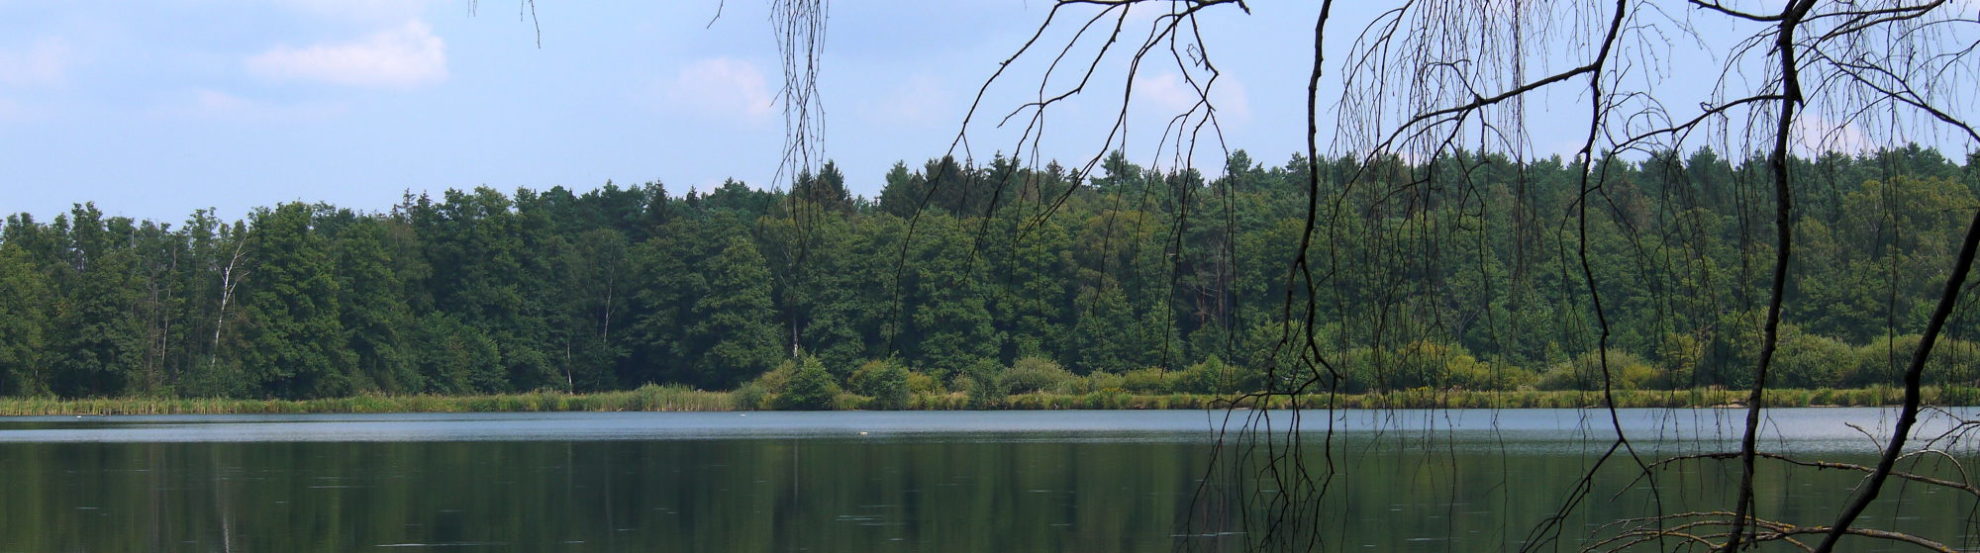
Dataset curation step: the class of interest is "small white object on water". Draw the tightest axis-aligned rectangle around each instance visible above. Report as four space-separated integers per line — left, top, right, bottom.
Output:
859 431 869 436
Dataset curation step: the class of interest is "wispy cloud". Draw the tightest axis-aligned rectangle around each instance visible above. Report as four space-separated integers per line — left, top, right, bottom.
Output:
163 89 347 122
272 0 447 22
659 57 773 124
866 73 946 127
246 21 447 88
1793 113 1873 155
1135 72 1251 124
0 38 74 87
0 37 76 122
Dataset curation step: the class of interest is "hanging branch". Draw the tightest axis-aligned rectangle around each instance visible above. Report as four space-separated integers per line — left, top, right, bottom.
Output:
1725 3 1821 549
1811 208 1980 552
955 1 1980 551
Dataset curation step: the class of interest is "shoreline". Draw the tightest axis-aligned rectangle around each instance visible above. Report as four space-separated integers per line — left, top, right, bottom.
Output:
0 385 1963 416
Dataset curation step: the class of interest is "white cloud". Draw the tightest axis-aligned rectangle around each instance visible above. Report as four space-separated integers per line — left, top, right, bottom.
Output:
0 38 74 87
660 57 773 124
1135 72 1251 124
246 21 447 88
169 89 347 122
271 0 448 22
867 74 946 126
1121 1 1171 25
1792 113 1873 155
1212 77 1252 123
1137 73 1193 113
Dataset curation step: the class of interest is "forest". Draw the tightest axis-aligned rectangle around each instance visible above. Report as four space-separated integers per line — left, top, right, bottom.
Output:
1 146 1977 401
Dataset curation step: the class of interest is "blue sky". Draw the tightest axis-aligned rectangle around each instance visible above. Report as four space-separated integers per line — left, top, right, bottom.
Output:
0 1 1946 222
0 1 1315 221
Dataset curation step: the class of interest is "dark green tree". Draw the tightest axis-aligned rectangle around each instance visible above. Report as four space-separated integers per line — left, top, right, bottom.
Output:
236 203 353 398
775 355 839 410
332 216 418 393
685 235 783 388
0 243 49 396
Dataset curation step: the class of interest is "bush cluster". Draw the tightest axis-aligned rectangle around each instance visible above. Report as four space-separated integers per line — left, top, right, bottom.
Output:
729 331 1980 410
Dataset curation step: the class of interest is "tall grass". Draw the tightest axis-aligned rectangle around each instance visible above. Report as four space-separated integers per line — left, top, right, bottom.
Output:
0 384 731 416
0 386 1955 416
950 387 1947 410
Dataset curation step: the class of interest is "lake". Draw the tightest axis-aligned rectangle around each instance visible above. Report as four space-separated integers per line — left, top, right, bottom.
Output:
0 408 1973 552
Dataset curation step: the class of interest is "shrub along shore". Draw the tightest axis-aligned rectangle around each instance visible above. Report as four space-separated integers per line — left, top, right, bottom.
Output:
8 148 1980 404
0 384 1967 416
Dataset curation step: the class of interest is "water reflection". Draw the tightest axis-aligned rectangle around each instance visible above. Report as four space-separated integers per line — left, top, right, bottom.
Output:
0 409 1971 552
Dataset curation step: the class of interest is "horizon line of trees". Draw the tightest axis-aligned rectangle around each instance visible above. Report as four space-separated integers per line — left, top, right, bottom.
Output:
2 145 1978 399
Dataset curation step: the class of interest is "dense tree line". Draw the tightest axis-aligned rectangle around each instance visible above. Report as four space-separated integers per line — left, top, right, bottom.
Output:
2 147 1977 399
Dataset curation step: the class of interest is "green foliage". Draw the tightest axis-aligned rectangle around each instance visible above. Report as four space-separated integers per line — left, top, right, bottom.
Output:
998 357 1076 395
411 313 503 394
1847 335 1980 387
687 236 784 388
1119 367 1177 394
1079 371 1127 394
237 204 354 399
775 356 840 410
952 358 1005 408
904 372 945 395
0 244 49 396
1772 328 1853 388
849 359 911 409
1443 353 1530 391
0 385 1967 416
46 204 149 397
1177 355 1249 394
2 148 1977 401
731 381 770 410
333 217 419 394
1330 348 1378 393
1652 333 1705 388
1537 351 1659 391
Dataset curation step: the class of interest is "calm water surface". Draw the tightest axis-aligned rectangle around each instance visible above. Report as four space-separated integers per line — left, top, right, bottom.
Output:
0 408 1973 552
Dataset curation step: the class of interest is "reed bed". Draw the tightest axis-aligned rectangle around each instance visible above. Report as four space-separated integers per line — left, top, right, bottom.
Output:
0 384 732 416
926 387 1942 411
0 386 1960 416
